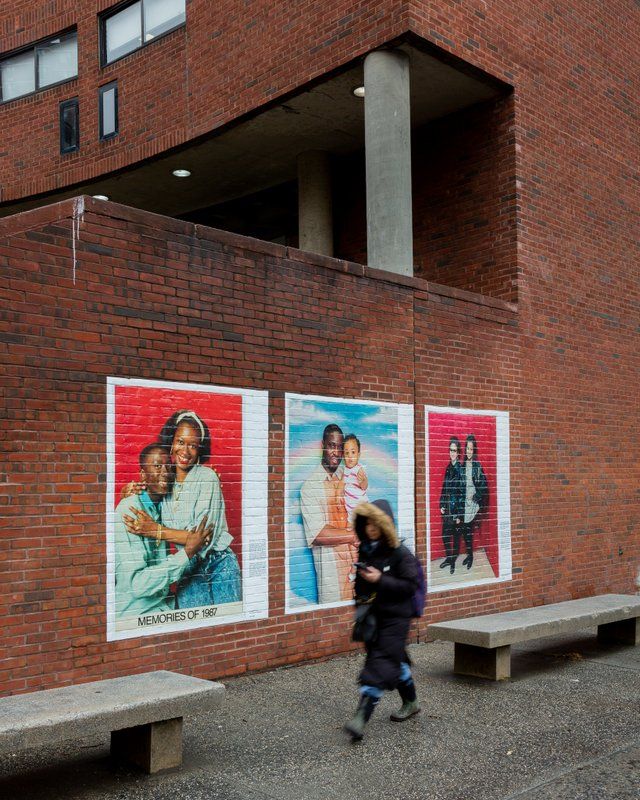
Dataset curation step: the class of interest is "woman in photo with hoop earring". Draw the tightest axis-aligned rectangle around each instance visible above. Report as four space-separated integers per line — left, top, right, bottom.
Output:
124 409 242 608
459 434 488 571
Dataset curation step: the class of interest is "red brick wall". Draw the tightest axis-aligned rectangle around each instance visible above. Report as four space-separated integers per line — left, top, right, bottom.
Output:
0 197 522 694
0 0 529 206
412 96 517 301
408 3 640 605
1 0 638 695
1 194 637 696
0 0 411 203
333 95 518 301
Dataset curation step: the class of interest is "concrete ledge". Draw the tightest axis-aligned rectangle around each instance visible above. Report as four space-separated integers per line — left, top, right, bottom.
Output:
0 670 224 772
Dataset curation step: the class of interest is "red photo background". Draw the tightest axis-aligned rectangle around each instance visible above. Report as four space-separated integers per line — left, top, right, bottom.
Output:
428 411 499 577
114 384 243 561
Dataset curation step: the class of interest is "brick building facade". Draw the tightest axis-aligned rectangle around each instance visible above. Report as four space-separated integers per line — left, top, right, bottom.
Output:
0 1 637 694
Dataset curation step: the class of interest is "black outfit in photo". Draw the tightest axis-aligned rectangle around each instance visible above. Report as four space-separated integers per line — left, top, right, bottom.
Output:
439 460 463 572
459 458 488 569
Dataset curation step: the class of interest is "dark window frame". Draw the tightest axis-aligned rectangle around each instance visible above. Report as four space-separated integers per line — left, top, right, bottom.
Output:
0 28 78 105
98 81 118 140
59 97 80 154
99 0 186 67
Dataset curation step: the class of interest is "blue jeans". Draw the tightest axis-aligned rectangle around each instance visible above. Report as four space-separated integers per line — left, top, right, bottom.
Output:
176 547 242 608
361 662 412 699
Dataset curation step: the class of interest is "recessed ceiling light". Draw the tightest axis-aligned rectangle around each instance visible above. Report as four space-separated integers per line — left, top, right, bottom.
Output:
172 169 191 178
352 85 365 98
92 194 109 200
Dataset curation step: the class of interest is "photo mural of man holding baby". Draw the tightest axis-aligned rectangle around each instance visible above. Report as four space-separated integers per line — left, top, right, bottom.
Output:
300 424 359 605
287 394 413 612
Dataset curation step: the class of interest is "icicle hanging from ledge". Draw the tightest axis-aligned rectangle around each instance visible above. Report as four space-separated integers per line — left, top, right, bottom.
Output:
71 197 85 284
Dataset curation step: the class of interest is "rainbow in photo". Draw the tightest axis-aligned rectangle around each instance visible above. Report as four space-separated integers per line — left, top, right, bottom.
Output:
285 394 414 613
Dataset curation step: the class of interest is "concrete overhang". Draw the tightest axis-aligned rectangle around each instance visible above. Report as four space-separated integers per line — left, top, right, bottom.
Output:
0 37 510 220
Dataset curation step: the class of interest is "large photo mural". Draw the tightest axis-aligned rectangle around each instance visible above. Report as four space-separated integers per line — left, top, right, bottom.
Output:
106 377 269 640
285 394 414 613
426 406 511 593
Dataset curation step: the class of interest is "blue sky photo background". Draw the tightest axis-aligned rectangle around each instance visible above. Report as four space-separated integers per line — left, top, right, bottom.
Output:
286 396 399 608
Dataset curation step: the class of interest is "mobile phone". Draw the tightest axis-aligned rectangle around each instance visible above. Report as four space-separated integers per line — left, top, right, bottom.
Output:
353 561 368 569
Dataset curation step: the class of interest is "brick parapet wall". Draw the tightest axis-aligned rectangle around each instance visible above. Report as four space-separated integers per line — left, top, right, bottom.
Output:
0 197 522 695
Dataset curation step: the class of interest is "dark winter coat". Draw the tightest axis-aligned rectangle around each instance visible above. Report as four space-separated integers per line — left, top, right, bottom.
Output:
439 460 463 519
464 458 489 514
353 500 419 690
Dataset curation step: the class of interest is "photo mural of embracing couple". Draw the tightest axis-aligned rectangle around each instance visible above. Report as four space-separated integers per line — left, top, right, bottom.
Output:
114 409 242 623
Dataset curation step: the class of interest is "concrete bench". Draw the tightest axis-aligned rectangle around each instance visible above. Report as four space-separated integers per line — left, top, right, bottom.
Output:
428 593 640 681
0 670 224 774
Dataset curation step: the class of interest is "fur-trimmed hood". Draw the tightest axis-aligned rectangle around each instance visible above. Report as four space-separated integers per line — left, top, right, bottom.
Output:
353 499 399 549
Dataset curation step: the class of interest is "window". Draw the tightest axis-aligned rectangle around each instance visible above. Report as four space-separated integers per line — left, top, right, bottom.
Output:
60 98 80 154
99 82 118 140
105 3 142 63
101 0 185 65
0 30 77 103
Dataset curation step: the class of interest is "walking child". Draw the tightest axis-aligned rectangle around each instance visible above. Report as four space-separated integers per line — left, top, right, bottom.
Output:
344 499 421 741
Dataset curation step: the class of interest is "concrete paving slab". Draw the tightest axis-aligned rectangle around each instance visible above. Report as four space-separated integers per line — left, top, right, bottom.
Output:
0 631 638 800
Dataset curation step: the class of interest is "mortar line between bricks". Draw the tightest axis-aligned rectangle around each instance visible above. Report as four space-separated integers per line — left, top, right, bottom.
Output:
499 737 640 800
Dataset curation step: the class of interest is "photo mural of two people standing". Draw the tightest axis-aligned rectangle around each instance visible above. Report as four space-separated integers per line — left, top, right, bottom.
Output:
438 434 488 574
427 407 511 592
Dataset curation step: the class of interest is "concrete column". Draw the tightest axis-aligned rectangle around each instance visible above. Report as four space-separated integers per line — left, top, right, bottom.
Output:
297 150 333 256
364 49 413 275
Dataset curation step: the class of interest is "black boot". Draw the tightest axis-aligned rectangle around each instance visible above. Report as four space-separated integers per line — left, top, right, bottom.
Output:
439 557 451 568
390 679 421 722
462 529 473 569
344 695 377 741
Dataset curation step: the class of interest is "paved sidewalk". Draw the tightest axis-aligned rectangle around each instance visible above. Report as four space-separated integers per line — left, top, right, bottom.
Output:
1 631 638 799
